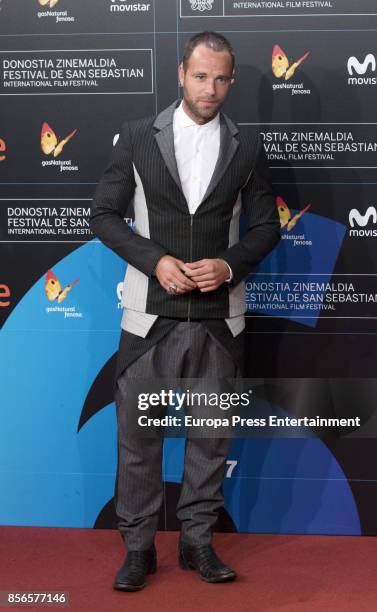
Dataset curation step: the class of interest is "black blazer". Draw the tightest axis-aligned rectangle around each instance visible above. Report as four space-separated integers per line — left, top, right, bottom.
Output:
90 100 280 321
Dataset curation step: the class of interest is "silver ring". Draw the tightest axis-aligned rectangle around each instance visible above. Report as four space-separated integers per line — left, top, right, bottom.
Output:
167 283 178 295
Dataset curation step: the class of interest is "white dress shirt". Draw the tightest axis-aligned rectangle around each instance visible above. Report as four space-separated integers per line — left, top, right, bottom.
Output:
121 101 245 337
173 100 220 214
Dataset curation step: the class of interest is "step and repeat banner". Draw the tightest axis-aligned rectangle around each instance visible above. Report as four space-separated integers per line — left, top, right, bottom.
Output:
1 0 377 535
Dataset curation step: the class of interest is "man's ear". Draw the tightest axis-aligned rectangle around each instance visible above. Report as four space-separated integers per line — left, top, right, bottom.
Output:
230 69 235 85
178 62 185 87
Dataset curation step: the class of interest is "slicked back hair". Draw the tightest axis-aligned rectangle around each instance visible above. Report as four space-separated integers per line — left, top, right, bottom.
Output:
182 31 235 72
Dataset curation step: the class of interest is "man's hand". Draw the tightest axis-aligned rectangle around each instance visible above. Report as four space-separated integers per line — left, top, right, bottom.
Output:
184 259 230 292
154 255 197 294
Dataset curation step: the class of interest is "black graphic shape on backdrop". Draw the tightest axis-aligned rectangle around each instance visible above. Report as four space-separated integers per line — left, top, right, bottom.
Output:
77 352 117 432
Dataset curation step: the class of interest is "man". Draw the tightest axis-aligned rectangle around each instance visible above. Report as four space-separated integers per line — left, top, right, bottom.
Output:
90 31 280 591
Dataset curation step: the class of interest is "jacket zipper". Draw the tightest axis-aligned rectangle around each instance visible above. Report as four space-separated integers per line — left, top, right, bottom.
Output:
187 214 193 322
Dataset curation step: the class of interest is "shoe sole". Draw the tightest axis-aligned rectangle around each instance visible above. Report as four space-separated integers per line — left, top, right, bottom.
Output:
199 574 236 583
113 582 146 591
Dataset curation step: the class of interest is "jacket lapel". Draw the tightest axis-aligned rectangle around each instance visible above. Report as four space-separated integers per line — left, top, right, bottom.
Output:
153 101 183 195
153 101 239 208
200 113 239 205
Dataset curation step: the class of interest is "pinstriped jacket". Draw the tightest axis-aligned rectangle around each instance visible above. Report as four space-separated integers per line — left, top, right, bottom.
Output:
90 100 280 321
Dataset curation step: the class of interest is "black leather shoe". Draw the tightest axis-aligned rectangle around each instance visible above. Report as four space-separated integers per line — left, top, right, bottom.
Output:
179 542 236 583
114 544 157 591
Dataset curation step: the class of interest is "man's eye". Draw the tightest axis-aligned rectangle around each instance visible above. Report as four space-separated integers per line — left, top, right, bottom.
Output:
195 75 205 80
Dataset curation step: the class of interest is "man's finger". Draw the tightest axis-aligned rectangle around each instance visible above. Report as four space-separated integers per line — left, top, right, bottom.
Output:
184 265 210 277
168 272 196 291
175 261 198 285
174 270 197 288
173 280 195 292
176 259 191 273
184 260 207 270
188 272 215 282
197 278 216 286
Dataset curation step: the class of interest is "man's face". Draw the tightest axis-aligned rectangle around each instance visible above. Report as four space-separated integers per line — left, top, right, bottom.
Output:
179 43 234 124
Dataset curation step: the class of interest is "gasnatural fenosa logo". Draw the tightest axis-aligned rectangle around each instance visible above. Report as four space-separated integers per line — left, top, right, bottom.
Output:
271 45 311 96
276 196 311 232
40 123 79 173
44 269 83 319
272 45 309 81
38 0 59 7
45 269 79 304
37 0 76 22
41 123 77 158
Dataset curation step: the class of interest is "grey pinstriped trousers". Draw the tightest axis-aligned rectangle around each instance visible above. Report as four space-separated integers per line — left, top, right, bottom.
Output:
114 321 241 550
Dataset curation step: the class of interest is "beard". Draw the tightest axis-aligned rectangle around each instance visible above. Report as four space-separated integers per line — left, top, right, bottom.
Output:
183 91 222 124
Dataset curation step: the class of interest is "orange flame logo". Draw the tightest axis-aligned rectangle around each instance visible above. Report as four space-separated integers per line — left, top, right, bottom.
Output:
276 196 311 231
38 0 59 8
45 270 79 304
272 45 309 81
41 123 77 158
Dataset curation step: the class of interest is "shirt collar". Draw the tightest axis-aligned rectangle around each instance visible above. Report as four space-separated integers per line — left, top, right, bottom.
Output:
174 100 220 132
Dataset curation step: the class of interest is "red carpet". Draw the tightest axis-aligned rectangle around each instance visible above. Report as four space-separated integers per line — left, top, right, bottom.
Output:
0 528 376 611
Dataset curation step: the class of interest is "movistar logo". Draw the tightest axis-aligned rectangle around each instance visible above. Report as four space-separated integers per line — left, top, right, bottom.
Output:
349 206 377 227
347 54 377 85
348 54 376 75
109 1 151 13
349 206 377 237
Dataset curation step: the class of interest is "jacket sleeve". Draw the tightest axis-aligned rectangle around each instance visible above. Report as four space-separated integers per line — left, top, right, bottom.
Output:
90 122 168 277
218 135 281 286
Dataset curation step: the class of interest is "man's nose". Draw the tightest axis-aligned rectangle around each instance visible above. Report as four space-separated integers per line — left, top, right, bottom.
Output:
203 79 216 96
